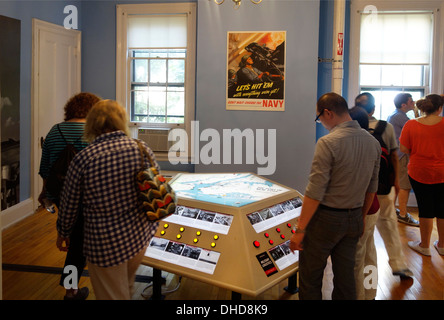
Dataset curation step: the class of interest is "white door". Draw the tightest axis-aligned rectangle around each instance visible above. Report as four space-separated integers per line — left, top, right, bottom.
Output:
32 19 81 210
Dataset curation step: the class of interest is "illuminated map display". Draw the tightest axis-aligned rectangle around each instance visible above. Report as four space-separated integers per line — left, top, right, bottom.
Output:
170 173 290 207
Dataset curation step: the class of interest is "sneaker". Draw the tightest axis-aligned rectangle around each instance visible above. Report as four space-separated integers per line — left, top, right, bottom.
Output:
433 240 444 256
64 287 89 300
392 269 413 279
408 241 431 256
396 209 419 227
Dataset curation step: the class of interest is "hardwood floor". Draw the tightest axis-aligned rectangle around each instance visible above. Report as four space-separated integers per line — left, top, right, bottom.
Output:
2 207 443 300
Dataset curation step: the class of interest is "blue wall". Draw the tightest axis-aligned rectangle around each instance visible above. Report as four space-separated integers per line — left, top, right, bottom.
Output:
194 0 319 192
0 0 82 200
1 0 329 201
80 0 320 192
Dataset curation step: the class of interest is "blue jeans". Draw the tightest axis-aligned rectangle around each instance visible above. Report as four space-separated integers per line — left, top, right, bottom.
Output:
299 206 363 300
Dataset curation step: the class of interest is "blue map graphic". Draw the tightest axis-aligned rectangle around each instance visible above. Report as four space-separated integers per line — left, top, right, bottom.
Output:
170 173 289 207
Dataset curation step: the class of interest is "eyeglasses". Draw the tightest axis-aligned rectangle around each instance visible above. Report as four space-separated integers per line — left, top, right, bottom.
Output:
315 109 325 123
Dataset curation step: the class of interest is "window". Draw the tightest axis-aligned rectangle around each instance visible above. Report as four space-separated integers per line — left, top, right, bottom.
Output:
360 12 432 119
130 48 186 124
349 1 444 120
116 3 196 158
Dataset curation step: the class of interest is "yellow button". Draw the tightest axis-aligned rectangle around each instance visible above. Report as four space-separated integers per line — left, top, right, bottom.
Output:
163 223 169 229
211 242 216 248
179 227 185 232
213 235 219 240
196 231 201 236
176 234 182 239
160 230 165 236
193 238 199 243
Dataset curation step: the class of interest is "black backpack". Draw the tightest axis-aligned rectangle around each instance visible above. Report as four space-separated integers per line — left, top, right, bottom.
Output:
46 125 80 199
369 120 395 195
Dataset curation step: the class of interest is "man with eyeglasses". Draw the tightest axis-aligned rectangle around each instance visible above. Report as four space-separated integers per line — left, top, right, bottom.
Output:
290 92 381 300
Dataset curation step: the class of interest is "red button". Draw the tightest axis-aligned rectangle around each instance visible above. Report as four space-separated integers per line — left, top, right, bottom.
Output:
276 228 281 233
269 240 274 245
253 241 260 248
280 234 285 239
291 229 296 234
264 233 269 238
287 223 292 228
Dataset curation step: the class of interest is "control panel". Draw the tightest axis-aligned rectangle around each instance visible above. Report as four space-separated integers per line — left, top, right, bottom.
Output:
142 173 302 297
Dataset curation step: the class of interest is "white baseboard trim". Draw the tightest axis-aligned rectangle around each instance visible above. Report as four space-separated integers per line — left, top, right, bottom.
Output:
1 198 35 230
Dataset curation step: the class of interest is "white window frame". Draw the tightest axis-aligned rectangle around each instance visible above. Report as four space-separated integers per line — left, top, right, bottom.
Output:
116 3 196 161
348 0 444 108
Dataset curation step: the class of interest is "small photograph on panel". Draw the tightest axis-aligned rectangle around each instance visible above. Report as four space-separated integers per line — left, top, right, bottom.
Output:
289 197 302 208
214 213 233 226
166 241 185 255
175 205 185 215
280 199 295 212
149 237 169 251
182 245 202 260
197 210 216 222
180 207 201 219
280 240 292 255
269 204 284 216
247 212 263 225
269 246 285 262
258 208 273 220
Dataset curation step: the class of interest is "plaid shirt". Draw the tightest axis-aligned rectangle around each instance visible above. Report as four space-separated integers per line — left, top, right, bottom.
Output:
57 131 159 267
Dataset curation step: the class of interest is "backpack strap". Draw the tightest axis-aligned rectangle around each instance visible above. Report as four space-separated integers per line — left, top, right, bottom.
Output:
135 139 156 170
57 124 82 149
373 120 387 136
56 124 68 144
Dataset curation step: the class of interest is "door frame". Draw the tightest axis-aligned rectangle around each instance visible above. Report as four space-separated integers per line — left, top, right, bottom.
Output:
31 19 81 211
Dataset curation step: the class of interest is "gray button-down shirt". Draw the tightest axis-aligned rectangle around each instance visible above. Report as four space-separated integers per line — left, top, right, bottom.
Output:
305 120 381 209
387 109 409 159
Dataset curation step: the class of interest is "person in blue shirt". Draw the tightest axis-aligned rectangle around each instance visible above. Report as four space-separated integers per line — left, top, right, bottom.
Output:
39 92 101 300
387 93 419 227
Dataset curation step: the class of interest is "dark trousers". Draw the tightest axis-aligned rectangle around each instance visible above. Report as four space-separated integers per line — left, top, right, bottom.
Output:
58 208 86 288
299 206 363 300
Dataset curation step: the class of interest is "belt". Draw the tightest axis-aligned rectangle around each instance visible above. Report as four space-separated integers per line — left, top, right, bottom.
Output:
319 204 361 212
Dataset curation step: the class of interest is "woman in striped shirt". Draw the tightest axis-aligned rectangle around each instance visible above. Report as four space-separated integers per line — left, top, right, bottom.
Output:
57 99 160 300
39 92 100 300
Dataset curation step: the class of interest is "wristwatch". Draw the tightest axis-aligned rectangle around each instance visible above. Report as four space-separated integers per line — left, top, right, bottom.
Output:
293 226 306 234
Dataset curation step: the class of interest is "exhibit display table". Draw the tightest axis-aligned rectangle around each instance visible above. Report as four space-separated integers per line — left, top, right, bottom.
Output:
142 172 303 299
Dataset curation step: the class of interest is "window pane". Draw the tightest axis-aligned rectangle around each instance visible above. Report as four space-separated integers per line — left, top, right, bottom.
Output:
381 65 403 86
133 89 148 116
150 60 166 83
360 65 380 86
133 59 148 83
149 88 166 123
168 59 185 83
360 13 433 64
167 89 185 115
403 65 424 86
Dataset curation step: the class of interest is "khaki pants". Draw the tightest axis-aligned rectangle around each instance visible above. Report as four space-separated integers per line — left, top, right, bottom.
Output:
88 246 147 300
355 210 379 300
376 188 408 271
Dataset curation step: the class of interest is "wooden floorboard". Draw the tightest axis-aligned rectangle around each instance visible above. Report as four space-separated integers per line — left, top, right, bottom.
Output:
2 207 443 300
